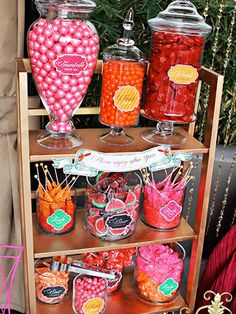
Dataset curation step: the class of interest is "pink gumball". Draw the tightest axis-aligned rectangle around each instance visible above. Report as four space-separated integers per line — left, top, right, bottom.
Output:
60 26 68 35
71 38 80 47
61 75 70 83
86 55 93 62
55 90 65 99
46 50 55 59
50 122 59 132
69 98 76 106
93 34 99 44
76 46 85 54
34 67 40 74
34 42 40 51
91 46 99 53
89 38 95 47
62 83 70 92
83 70 90 76
69 78 77 86
75 31 83 40
88 62 95 69
84 76 91 84
36 75 43 83
53 103 61 111
57 109 65 116
45 38 54 48
49 70 58 80
31 32 37 41
30 57 37 65
64 105 71 112
39 45 47 54
66 124 73 132
45 76 53 85
49 84 58 93
64 45 74 54
74 20 82 27
66 108 73 115
43 63 52 72
70 86 78 94
44 27 53 37
59 37 69 46
55 78 62 87
53 43 62 54
45 90 54 97
36 60 43 68
40 69 48 77
69 26 76 34
34 51 41 59
41 82 49 90
52 32 60 42
59 98 68 107
77 77 84 84
74 91 82 98
37 35 45 44
52 18 61 25
40 55 48 63
65 93 73 101
59 126 66 132
85 47 92 55
36 26 44 34
82 39 89 47
48 97 56 104
28 41 34 50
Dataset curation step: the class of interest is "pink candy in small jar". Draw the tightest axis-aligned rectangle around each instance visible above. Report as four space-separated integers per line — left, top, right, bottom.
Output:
73 275 107 314
27 0 99 149
135 243 185 303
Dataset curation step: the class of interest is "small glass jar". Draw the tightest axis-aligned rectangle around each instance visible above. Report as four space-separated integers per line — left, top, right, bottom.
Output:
73 274 107 314
142 183 186 230
35 261 69 304
36 191 76 235
84 172 142 241
28 0 99 149
99 8 146 146
135 243 185 303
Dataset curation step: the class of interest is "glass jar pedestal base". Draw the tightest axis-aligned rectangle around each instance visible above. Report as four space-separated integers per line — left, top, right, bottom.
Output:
141 121 186 147
99 127 134 146
37 130 83 150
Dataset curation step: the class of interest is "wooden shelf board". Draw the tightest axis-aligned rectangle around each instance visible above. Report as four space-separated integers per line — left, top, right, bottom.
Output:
36 269 187 314
33 211 197 258
29 128 208 162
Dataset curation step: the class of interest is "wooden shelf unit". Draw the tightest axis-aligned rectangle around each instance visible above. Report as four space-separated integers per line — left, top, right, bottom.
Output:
17 58 224 314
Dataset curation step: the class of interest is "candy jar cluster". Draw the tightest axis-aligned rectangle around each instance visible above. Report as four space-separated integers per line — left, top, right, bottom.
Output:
28 0 99 149
141 0 211 146
99 8 146 146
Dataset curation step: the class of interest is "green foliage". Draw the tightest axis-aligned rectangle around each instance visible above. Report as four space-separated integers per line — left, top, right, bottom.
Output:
80 0 236 144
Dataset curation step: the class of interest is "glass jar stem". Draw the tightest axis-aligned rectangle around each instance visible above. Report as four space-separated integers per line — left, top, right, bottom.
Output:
155 122 174 136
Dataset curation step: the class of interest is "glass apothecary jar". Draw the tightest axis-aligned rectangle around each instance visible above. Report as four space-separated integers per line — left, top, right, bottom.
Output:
135 243 185 303
141 0 211 146
35 260 69 304
84 172 142 241
73 274 107 314
28 0 99 149
99 8 146 146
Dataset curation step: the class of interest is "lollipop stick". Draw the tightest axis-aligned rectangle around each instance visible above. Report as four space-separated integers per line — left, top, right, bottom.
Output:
54 167 59 184
34 175 46 192
44 165 54 182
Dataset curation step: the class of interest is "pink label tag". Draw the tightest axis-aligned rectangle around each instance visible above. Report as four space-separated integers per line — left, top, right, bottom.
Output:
160 200 182 222
55 54 87 75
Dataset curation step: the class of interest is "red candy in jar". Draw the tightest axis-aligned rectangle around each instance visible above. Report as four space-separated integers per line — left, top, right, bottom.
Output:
142 1 211 123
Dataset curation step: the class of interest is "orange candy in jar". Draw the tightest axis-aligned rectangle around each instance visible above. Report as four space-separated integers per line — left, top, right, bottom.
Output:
100 60 145 127
99 8 146 146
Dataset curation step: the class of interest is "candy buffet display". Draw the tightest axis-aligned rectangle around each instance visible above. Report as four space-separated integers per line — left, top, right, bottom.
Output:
82 248 136 294
73 275 107 314
135 243 185 303
35 261 69 304
35 163 77 235
99 8 146 146
141 0 211 146
142 164 193 230
28 0 99 149
85 172 142 241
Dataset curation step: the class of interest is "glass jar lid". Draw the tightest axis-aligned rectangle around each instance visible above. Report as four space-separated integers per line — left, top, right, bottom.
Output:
35 0 96 14
148 0 211 35
103 8 146 63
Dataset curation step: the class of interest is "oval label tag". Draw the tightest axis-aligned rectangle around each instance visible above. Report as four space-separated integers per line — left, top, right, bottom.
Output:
158 278 179 296
42 286 65 298
106 214 132 229
159 200 182 222
55 54 87 75
113 85 140 112
167 64 198 84
82 297 105 314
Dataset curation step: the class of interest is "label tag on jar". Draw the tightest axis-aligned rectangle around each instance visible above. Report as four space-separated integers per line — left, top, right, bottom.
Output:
55 54 87 75
46 209 71 231
106 213 132 229
159 200 182 222
82 297 105 314
167 64 198 84
42 286 65 298
113 85 140 112
158 278 179 296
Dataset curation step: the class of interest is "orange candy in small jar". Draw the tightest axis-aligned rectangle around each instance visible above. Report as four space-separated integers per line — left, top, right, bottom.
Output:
99 8 146 146
100 60 145 128
35 261 69 304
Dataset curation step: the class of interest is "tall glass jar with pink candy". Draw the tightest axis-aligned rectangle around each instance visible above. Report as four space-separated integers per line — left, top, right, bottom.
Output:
28 0 99 149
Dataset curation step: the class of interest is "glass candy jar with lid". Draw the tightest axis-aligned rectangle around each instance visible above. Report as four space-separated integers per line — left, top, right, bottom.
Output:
28 0 99 149
141 0 211 146
99 8 147 146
